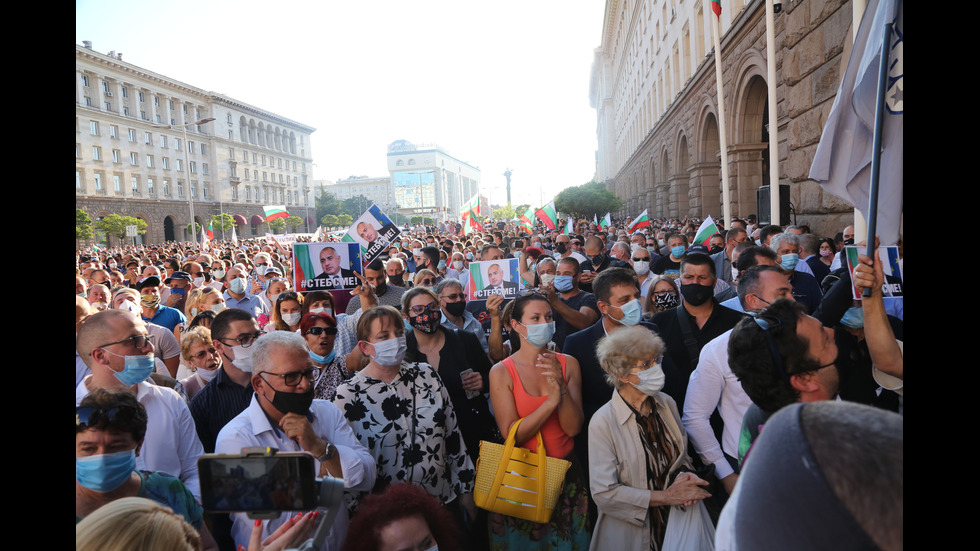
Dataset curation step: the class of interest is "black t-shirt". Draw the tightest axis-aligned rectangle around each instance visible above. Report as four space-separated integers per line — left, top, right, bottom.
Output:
552 291 599 350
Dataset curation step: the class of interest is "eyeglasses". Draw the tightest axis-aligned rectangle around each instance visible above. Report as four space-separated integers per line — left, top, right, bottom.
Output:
407 302 441 316
259 367 321 387
76 405 140 431
98 333 154 349
632 257 651 262
440 293 465 302
306 326 337 336
219 331 266 348
189 347 218 361
418 278 436 287
652 289 678 297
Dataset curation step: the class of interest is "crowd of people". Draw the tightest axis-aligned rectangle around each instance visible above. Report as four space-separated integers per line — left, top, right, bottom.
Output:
76 212 903 550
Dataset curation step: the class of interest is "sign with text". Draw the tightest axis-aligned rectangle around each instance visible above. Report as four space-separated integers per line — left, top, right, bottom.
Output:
467 258 523 301
293 242 363 292
843 245 903 299
341 204 400 266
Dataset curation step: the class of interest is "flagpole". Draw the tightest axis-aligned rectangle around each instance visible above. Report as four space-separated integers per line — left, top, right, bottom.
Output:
710 3 733 228
765 0 781 226
852 0 869 244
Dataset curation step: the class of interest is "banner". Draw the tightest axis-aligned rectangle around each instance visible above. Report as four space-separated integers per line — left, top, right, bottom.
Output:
293 242 363 292
467 258 523 301
843 245 903 299
340 204 401 266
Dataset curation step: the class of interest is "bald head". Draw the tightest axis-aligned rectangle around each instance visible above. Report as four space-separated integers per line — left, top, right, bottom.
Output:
76 309 140 368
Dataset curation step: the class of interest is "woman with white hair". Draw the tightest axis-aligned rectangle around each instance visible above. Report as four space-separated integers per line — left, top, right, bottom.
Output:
589 326 711 551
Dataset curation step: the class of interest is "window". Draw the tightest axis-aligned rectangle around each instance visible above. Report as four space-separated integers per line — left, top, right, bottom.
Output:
81 75 89 87
261 155 266 166
186 140 192 153
128 129 136 142
202 163 208 175
104 102 112 111
191 182 197 198
278 158 283 168
253 153 257 163
228 130 233 140
232 186 238 200
245 187 251 200
146 155 154 168
102 81 109 93
154 97 160 107
109 125 118 139
243 150 249 161
175 138 182 151
263 171 267 182
112 149 120 163
76 171 82 190
148 178 155 194
139 91 144 102
122 87 128 98
201 144 207 156
84 97 92 106
156 114 162 123
190 161 197 174
90 121 100 135
245 169 250 179
160 135 168 148
130 152 138 165
279 174 283 184
227 113 232 124
94 173 103 191
203 184 209 199
144 132 151 144
113 175 122 192
162 158 169 170
176 159 183 172
162 179 170 196
92 146 102 161
169 100 174 110
229 147 235 159
131 176 139 194
123 107 130 117
177 181 184 197
141 111 147 120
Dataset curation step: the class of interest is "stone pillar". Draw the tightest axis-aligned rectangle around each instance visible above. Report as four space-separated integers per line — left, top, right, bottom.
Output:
689 161 722 218
730 143 767 218
668 172 691 218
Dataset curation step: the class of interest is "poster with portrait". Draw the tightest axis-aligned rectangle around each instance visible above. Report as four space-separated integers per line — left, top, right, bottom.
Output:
293 242 363 291
467 258 523 301
341 204 401 266
843 245 903 299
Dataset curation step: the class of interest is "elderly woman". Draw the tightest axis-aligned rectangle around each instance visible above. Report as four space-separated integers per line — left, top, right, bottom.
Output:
589 326 711 551
75 388 217 550
332 306 476 519
413 269 438 289
178 326 221 400
302 312 351 401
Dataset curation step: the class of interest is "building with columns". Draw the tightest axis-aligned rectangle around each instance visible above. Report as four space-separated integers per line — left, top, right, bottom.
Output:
386 140 481 222
590 0 861 236
76 41 316 246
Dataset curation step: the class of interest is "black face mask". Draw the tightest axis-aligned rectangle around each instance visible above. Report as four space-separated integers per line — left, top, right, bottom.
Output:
709 245 724 255
680 283 713 307
591 254 605 266
444 301 466 318
269 387 314 416
374 281 388 296
410 311 441 334
554 243 568 254
388 273 404 286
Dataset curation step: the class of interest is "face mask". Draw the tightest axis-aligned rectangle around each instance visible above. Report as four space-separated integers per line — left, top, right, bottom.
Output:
196 364 220 383
671 245 687 258
211 303 226 314
412 248 422 257
268 386 314 416
819 249 833 258
410 311 442 334
680 283 713 307
452 260 464 270
518 321 555 348
78 292 87 299
840 306 864 329
91 301 108 312
282 312 302 326
101 349 155 386
230 345 254 372
76 449 135 492
437 260 447 270
591 253 605 266
388 274 405 286
554 275 574 292
370 335 407 367
107 262 117 270
780 253 800 271
709 245 724 255
731 266 740 282
539 273 556 287
140 295 160 309
255 265 269 276
213 269 226 280
755 239 763 246
193 276 205 287
654 292 680 310
116 300 140 315
611 298 642 326
633 261 651 275
465 252 474 261
532 242 542 249
630 362 666 396
554 242 568 254
269 293 281 305
646 246 659 256
310 306 333 317
631 243 643 252
444 301 466 318
310 349 336 365
229 277 247 294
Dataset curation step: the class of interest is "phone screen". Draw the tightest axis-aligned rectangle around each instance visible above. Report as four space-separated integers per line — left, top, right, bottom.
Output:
199 453 317 512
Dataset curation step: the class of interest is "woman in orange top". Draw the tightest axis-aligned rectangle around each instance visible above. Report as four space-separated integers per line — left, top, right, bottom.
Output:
488 292 590 549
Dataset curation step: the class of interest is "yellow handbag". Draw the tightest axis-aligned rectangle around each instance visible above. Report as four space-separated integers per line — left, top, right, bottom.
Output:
473 418 571 523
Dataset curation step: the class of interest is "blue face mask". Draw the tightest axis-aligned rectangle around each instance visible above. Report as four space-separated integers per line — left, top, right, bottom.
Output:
518 321 555 348
76 449 135 492
100 349 155 386
438 260 447 270
310 349 336 364
840 306 864 329
671 245 686 258
229 277 247 294
612 298 642 327
554 275 575 292
779 253 800 271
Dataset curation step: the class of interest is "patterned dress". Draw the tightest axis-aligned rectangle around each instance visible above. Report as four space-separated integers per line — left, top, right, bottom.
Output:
333 361 475 511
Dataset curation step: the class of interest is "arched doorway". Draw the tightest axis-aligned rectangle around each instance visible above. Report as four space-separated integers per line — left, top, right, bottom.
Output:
163 216 177 242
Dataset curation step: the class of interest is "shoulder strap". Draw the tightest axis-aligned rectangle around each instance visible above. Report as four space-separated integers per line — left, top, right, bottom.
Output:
674 307 702 371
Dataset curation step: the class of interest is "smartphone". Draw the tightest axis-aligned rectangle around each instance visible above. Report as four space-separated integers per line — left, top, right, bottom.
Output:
199 452 318 513
459 369 480 399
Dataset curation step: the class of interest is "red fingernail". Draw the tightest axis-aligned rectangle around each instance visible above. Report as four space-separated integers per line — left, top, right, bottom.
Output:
312 511 320 520
254 519 262 527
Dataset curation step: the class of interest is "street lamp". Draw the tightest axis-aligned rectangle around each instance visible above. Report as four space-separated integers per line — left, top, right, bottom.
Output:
152 117 215 244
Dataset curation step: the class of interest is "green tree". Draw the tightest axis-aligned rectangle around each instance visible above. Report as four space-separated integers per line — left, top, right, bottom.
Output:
286 216 304 231
336 214 353 228
185 222 202 238
95 214 148 239
555 180 622 218
268 217 286 233
322 214 339 228
210 213 235 233
492 205 517 219
76 209 94 240
316 190 344 221
342 195 372 217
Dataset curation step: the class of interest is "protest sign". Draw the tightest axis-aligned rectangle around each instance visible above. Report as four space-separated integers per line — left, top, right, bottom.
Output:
843 245 903 299
293 242 362 292
341 204 400 266
467 258 522 301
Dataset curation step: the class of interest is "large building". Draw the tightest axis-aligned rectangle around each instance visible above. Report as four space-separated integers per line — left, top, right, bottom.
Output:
318 176 396 214
76 42 316 246
386 140 481 222
590 0 863 236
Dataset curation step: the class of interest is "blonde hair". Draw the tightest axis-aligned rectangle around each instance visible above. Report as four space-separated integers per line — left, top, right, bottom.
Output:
184 287 221 318
595 326 665 389
76 497 200 551
180 325 213 362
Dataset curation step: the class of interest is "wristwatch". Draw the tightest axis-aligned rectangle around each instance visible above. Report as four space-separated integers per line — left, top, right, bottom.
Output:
317 441 336 462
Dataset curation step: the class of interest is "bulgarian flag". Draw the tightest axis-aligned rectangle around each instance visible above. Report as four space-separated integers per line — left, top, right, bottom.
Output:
519 207 535 234
627 209 651 232
593 214 598 226
563 217 574 235
693 215 721 247
263 205 289 221
460 194 481 220
710 0 721 17
535 201 558 231
599 213 612 229
463 208 483 235
206 220 214 240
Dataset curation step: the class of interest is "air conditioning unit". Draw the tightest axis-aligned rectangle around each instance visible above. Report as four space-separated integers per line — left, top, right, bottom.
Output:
105 92 113 97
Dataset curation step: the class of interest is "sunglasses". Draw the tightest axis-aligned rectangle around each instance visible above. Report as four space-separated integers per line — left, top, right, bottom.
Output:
407 303 441 316
306 326 337 336
76 405 140 431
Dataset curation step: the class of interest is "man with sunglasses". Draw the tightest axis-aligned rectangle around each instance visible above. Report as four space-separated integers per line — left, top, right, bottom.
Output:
76 309 205 499
345 259 406 315
216 331 376 551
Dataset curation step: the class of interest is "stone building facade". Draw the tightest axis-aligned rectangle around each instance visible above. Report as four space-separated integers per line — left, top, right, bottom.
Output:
76 42 315 246
590 0 860 237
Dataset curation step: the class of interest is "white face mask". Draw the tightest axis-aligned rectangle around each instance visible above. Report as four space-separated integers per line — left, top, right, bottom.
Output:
229 345 254 372
282 312 302 326
193 277 205 287
452 260 464 270
370 335 407 367
310 306 333 317
731 266 740 282
630 363 665 396
632 261 650 275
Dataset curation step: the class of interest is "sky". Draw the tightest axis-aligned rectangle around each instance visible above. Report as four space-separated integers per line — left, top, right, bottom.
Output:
76 0 605 209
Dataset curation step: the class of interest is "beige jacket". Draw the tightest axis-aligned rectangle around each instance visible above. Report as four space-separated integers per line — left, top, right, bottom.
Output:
588 390 692 551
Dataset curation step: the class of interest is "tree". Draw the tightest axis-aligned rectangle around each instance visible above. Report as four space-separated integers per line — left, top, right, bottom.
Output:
268 217 286 233
316 190 344 221
210 213 235 233
185 222 202 237
336 214 353 228
286 216 304 231
555 180 622 218
76 209 94 240
492 205 517 219
322 214 339 229
342 195 372 217
95 214 148 239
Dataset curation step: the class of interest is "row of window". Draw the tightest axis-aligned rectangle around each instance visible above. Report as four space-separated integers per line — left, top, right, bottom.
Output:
76 171 307 206
87 121 209 155
78 144 209 174
231 185 301 205
228 147 303 172
80 74 204 116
